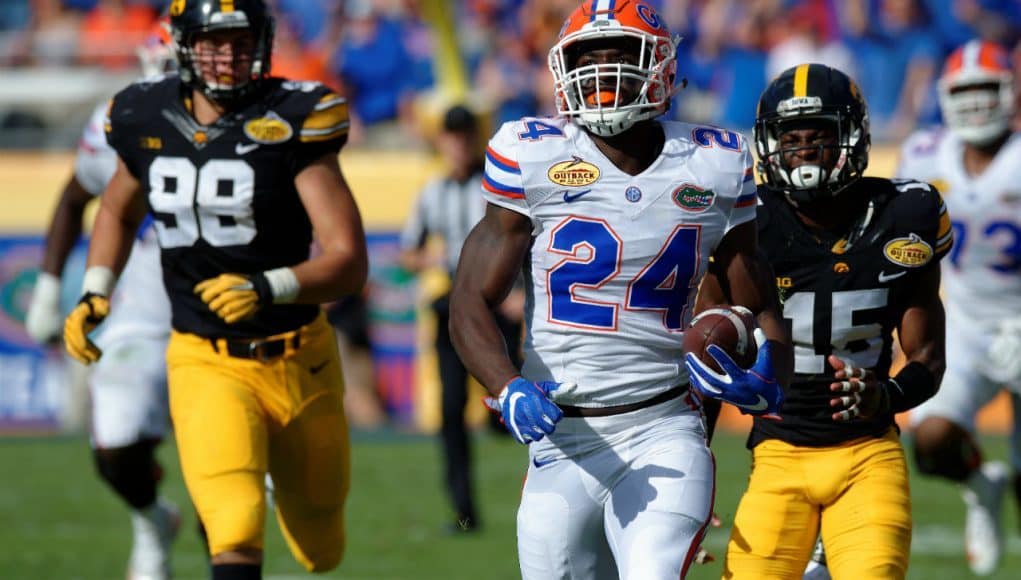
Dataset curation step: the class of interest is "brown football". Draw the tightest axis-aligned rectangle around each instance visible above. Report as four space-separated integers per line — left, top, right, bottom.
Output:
683 305 759 372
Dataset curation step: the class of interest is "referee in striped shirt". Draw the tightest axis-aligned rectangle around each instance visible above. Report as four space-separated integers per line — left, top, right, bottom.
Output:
400 105 523 533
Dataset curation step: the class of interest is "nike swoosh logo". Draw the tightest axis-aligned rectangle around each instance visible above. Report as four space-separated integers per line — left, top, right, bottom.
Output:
878 270 907 283
733 394 769 412
563 189 593 203
235 142 259 155
507 392 525 439
532 456 558 469
309 360 329 374
687 358 722 394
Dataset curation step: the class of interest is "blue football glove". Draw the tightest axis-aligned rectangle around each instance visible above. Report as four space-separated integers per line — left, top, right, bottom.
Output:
487 377 567 445
684 328 784 417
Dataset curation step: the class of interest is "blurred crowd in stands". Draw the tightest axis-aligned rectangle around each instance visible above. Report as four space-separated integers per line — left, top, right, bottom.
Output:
1 0 1019 147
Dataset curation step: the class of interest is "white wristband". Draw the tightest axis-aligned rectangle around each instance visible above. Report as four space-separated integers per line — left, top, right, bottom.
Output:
81 266 116 297
32 271 61 306
264 267 300 304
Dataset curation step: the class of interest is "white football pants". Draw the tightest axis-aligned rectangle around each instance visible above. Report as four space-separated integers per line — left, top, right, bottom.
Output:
518 396 714 579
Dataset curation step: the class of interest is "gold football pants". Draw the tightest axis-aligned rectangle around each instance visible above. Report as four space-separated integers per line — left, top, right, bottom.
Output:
167 313 349 572
724 428 911 579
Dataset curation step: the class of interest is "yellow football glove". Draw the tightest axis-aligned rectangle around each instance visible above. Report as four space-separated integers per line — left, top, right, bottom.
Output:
63 293 110 364
194 273 272 324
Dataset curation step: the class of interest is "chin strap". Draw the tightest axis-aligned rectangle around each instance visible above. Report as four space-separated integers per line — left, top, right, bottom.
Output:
668 77 689 99
842 197 875 251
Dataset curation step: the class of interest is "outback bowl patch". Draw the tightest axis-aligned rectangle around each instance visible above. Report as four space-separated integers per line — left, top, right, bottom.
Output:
244 112 293 144
884 234 933 267
548 157 600 186
673 184 716 212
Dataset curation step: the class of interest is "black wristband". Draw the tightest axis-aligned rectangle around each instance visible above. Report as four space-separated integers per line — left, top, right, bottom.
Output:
249 273 274 306
79 292 106 323
885 361 938 414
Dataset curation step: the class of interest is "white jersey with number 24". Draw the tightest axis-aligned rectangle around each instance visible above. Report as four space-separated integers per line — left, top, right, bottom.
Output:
482 116 757 407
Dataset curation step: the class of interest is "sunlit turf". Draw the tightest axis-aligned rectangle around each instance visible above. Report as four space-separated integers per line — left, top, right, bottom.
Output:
0 430 1017 579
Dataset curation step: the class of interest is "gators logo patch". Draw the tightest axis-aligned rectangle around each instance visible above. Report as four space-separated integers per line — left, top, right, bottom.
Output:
884 234 933 267
548 157 600 187
243 112 293 144
673 184 716 212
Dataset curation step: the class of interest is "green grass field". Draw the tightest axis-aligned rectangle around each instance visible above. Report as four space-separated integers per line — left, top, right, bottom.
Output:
1 430 1018 579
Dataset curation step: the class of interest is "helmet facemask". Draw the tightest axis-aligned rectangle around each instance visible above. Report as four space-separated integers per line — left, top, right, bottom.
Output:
939 78 1014 146
757 106 869 206
173 10 274 104
549 29 677 137
938 40 1015 147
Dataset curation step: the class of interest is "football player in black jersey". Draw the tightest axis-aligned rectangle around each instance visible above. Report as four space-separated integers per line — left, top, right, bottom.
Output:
62 1 367 578
697 64 953 579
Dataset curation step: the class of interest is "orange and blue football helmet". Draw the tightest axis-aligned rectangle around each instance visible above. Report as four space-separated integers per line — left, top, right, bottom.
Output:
548 1 679 137
939 40 1015 146
136 18 176 79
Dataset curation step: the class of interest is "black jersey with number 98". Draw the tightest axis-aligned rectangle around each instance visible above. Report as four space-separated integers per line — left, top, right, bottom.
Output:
105 75 349 339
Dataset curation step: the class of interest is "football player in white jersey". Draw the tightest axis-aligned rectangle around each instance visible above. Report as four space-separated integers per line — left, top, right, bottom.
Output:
24 30 179 580
899 39 1021 576
449 2 792 578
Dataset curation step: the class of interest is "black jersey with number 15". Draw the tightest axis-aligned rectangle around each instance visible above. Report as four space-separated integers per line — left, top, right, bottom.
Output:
751 177 953 448
105 74 348 339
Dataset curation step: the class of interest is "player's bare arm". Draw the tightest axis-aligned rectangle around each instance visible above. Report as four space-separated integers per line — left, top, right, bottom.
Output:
40 176 94 275
692 273 727 439
26 175 96 344
291 152 368 302
449 203 531 396
86 158 147 279
703 220 793 387
896 263 946 384
887 262 946 409
63 158 145 364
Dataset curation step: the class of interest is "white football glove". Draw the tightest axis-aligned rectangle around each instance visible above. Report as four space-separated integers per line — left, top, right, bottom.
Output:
25 272 63 344
987 317 1021 386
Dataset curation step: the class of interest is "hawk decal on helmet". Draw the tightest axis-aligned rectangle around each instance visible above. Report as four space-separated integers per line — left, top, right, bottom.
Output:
169 0 274 103
755 63 871 205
